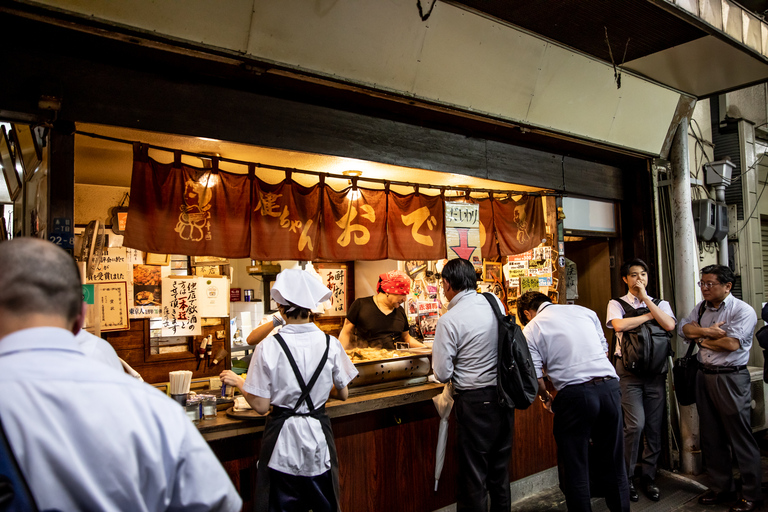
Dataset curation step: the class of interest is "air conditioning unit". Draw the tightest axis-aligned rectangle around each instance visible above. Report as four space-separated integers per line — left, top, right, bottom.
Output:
749 367 766 432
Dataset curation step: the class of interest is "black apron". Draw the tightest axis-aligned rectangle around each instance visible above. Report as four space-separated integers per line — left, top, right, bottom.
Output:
254 333 342 512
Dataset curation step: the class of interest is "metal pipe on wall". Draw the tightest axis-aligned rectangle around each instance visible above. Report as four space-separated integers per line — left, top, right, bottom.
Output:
669 116 702 475
715 185 728 266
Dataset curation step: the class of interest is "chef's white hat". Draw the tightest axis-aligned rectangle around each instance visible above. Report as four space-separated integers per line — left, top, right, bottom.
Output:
271 269 332 310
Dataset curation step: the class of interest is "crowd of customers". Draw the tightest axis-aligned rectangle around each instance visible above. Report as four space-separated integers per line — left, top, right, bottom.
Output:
0 239 764 512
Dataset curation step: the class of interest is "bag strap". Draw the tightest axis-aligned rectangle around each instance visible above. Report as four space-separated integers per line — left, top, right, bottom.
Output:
482 292 504 322
613 297 634 316
683 302 708 358
274 333 330 413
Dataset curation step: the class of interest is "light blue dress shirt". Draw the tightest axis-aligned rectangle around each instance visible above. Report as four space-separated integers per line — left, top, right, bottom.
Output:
523 302 618 391
678 293 757 366
0 327 242 512
432 289 505 391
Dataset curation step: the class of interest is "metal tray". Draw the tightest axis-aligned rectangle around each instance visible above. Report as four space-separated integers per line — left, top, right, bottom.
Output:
349 354 431 387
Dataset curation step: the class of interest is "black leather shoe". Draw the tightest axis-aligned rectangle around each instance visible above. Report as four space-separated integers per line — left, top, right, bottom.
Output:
699 489 737 505
628 480 639 502
730 498 761 512
641 476 660 501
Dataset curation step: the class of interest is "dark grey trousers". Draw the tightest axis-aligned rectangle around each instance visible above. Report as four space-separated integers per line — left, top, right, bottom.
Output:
616 358 666 480
696 368 763 502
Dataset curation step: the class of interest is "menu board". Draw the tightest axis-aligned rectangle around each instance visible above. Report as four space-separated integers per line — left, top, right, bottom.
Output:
161 277 201 336
317 267 347 316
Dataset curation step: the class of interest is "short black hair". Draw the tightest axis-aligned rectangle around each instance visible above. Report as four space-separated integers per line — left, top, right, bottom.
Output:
279 301 311 320
517 291 551 326
441 258 478 293
700 264 735 286
620 258 649 277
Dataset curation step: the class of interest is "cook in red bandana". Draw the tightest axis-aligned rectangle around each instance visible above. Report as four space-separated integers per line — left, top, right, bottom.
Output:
339 269 424 350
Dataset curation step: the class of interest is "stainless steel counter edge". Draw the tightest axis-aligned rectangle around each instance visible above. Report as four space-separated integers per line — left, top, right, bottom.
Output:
199 382 445 441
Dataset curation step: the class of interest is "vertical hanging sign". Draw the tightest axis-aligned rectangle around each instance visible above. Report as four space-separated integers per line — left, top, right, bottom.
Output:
445 201 482 269
161 277 201 336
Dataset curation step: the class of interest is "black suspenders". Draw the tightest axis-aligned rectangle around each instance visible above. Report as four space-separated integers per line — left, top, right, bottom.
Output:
273 333 331 413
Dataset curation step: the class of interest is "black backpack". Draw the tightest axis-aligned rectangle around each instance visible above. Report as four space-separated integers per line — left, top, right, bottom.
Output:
614 297 673 376
482 293 538 410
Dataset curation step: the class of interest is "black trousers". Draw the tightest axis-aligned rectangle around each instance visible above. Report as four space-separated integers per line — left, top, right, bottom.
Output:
268 468 336 512
553 378 630 512
454 386 515 512
696 368 762 502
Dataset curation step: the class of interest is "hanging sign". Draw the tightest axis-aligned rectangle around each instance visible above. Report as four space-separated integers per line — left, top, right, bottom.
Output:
445 201 482 268
317 266 347 316
161 277 201 336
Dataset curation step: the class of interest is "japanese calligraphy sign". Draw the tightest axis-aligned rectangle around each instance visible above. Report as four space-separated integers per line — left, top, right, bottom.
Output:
96 281 129 332
319 186 387 260
493 195 545 256
445 201 481 267
251 178 321 260
161 277 201 336
316 267 347 316
88 247 129 283
389 192 445 261
124 145 250 258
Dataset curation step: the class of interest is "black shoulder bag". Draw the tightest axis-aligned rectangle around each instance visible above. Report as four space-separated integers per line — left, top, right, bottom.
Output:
672 302 705 406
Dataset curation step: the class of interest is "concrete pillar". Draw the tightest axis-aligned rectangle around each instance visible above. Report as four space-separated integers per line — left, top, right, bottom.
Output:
669 116 702 475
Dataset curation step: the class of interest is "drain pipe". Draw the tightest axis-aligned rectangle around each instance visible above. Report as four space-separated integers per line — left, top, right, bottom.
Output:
714 184 728 266
669 116 702 475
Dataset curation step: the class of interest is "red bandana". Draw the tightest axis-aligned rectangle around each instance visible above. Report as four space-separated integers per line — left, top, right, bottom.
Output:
377 270 411 295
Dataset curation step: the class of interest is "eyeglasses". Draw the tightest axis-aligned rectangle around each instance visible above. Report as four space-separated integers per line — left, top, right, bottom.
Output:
697 281 721 289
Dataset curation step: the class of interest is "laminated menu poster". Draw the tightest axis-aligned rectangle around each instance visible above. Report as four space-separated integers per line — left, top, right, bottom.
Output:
161 277 201 336
418 301 439 339
131 264 164 318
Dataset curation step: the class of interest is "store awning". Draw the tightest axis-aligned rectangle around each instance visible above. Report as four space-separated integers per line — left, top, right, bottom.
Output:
453 0 768 98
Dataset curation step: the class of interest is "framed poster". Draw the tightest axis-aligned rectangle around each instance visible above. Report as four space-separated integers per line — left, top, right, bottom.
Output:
483 260 502 283
146 253 171 266
0 126 20 201
96 281 130 332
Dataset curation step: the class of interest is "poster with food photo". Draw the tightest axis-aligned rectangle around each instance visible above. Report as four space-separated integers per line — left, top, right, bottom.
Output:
130 264 162 318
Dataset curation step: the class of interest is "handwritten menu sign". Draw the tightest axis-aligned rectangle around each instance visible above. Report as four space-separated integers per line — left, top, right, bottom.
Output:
317 267 347 316
89 247 129 282
445 201 482 268
161 277 201 336
97 281 129 332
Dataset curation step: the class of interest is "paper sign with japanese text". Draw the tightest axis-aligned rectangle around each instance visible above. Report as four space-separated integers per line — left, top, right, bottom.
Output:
317 267 347 316
96 281 129 332
161 277 201 336
198 277 229 318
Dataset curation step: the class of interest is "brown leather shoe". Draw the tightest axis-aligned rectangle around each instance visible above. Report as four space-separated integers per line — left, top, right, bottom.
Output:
730 499 761 512
699 490 737 505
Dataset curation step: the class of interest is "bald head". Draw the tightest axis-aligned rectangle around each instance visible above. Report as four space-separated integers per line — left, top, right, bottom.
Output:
0 238 83 332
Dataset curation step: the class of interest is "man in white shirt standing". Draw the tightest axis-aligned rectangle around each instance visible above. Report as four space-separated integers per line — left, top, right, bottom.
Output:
679 265 761 512
432 257 514 512
0 237 241 512
519 291 630 512
606 258 675 502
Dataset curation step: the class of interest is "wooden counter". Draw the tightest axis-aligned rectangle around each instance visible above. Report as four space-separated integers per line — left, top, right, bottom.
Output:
202 382 557 512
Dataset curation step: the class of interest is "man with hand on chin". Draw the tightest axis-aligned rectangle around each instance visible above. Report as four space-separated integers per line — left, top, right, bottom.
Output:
606 259 676 502
680 265 761 512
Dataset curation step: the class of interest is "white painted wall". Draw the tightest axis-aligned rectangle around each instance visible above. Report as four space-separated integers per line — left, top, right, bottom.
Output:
37 0 682 156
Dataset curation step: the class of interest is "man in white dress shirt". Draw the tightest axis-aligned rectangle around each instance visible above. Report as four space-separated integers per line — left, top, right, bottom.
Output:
0 237 241 511
519 291 630 512
606 258 675 502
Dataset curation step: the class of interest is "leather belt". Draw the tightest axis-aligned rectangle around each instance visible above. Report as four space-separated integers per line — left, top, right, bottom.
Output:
574 376 615 386
699 364 747 374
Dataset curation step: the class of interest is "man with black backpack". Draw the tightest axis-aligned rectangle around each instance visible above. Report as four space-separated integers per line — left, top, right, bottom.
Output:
606 258 676 502
432 258 515 512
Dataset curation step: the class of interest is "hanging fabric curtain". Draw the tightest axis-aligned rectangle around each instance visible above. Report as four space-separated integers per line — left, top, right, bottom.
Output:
492 195 545 256
250 176 322 261
318 186 387 260
387 191 446 261
469 195 498 259
124 144 251 258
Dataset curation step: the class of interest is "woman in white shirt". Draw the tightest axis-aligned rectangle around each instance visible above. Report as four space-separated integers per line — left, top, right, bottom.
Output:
221 269 358 512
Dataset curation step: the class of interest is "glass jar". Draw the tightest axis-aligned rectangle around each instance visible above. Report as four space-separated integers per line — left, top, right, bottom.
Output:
185 398 201 423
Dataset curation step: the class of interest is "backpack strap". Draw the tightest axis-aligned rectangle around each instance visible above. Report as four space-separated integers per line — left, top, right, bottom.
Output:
613 297 634 316
683 302 707 358
482 292 504 321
